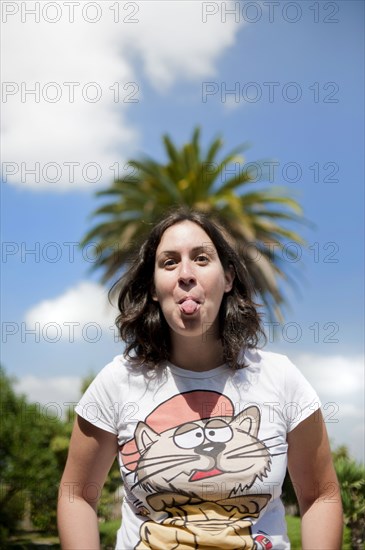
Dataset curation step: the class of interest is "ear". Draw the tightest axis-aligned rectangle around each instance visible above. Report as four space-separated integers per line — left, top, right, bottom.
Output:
150 284 158 301
135 421 160 454
224 264 235 293
232 406 261 438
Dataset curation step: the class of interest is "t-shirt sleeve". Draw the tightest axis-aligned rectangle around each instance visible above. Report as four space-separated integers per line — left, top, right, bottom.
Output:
75 360 122 435
283 358 322 432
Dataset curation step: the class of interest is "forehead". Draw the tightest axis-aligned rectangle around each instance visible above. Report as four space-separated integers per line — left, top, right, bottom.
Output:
156 220 215 252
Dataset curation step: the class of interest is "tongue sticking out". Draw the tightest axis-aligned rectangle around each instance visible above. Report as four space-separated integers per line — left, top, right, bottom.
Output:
180 299 199 315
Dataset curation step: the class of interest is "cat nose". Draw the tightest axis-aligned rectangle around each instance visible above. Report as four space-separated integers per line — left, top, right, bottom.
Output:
196 441 225 457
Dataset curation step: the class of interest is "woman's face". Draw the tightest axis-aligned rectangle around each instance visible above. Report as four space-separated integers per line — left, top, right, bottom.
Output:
152 221 234 340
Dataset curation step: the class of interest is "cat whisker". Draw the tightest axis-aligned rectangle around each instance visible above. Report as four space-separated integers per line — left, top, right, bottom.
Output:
139 453 196 464
225 439 267 456
261 435 283 443
225 434 284 458
137 457 196 472
227 452 272 460
264 444 286 451
122 453 195 470
236 431 281 444
132 456 197 490
227 447 286 459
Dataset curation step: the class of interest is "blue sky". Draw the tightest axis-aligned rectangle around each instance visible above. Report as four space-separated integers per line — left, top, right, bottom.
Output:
1 1 364 461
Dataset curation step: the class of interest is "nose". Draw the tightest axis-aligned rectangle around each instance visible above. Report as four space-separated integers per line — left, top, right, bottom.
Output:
178 260 196 285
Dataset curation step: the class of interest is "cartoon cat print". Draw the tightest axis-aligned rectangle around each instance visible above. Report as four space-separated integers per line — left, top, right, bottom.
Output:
120 391 275 550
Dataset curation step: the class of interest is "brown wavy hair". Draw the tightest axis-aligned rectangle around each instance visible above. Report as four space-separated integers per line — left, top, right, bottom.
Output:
109 207 265 369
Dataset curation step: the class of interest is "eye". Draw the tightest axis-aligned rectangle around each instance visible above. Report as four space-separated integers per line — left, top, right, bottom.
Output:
195 254 209 264
173 427 204 449
163 258 177 268
204 425 232 443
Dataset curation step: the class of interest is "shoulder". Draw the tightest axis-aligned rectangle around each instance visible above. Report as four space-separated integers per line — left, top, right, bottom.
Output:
97 353 129 377
77 354 133 407
243 348 295 374
76 354 148 434
91 353 149 383
80 354 164 401
242 348 316 395
84 354 128 388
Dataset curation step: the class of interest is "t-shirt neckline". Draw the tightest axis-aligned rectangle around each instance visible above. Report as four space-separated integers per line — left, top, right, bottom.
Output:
165 361 230 378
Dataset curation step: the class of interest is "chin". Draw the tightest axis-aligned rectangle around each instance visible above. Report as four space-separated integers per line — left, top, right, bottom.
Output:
171 321 204 338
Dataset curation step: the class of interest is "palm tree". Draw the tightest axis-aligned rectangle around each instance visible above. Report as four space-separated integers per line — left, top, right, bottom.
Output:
81 127 306 321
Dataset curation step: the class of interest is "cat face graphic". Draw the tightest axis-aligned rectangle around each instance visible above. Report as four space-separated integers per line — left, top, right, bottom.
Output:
133 405 271 499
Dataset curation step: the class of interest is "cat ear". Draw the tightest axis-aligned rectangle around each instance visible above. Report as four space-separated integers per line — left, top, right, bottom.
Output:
233 405 261 437
135 421 160 454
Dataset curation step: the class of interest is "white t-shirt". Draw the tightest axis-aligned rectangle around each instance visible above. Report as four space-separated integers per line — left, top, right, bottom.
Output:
75 348 320 550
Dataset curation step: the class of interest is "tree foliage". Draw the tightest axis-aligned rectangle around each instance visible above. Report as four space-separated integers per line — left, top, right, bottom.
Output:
0 366 66 542
333 447 365 550
0 367 120 544
282 445 365 550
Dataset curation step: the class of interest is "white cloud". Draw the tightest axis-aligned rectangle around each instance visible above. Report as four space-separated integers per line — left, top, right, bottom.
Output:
24 281 118 341
222 94 244 111
335 403 364 419
14 375 82 416
293 353 364 462
293 354 364 398
2 9 136 191
2 1 242 190
123 1 239 91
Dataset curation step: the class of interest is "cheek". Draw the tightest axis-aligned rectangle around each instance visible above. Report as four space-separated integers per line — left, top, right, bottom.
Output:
153 273 174 301
209 273 228 297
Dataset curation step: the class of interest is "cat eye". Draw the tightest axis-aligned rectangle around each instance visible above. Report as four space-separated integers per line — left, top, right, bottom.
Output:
173 426 204 449
204 421 233 443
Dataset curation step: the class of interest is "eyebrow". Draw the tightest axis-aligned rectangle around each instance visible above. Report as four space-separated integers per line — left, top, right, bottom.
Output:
157 245 215 257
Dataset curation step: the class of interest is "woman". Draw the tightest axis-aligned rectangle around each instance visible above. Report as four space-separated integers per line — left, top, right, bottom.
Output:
58 208 343 549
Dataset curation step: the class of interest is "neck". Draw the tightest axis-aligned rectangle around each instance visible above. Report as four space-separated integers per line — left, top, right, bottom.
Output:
169 333 225 372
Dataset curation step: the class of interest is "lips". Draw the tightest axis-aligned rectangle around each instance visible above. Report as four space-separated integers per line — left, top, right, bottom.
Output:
178 297 201 315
